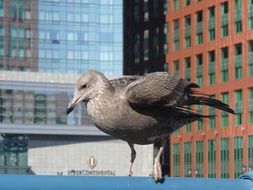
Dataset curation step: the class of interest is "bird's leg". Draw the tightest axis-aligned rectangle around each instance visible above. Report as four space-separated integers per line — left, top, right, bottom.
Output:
128 142 136 176
151 139 167 181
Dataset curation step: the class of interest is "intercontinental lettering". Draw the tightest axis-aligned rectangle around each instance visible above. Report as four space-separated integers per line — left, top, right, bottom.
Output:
66 169 116 176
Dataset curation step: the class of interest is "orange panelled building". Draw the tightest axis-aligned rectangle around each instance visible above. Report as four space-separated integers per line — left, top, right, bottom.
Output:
167 0 253 178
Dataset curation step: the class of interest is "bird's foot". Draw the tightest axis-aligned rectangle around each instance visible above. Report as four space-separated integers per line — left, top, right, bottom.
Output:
128 162 133 177
150 159 162 181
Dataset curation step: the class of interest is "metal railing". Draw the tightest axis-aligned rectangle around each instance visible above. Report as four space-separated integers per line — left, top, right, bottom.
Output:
0 172 253 190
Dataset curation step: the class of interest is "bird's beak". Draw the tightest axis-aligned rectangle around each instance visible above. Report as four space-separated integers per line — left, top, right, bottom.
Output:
66 95 80 115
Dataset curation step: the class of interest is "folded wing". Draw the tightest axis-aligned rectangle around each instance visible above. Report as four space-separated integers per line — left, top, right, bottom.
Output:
126 72 195 107
125 72 234 114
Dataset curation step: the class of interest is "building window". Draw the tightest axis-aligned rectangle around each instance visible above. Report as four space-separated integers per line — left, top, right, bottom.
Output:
248 136 253 171
174 60 180 75
10 1 25 20
133 4 139 23
196 33 203 44
0 0 3 17
221 138 229 178
174 0 180 10
248 0 253 29
234 43 242 80
143 30 149 61
221 2 229 37
235 21 242 33
208 51 215 85
234 136 243 178
143 0 149 22
221 47 229 82
196 54 203 86
134 33 140 63
153 27 159 57
185 123 191 132
209 29 215 41
208 7 215 41
221 25 228 37
196 11 203 45
0 135 28 171
184 142 192 177
174 19 180 51
184 15 191 48
164 63 168 72
235 90 243 126
164 23 168 54
249 88 253 124
222 92 229 128
234 0 242 33
185 36 191 48
185 0 191 6
185 57 191 81
173 143 180 177
184 106 192 132
174 40 180 51
196 141 203 178
208 139 216 178
197 105 203 130
248 40 253 76
209 95 216 129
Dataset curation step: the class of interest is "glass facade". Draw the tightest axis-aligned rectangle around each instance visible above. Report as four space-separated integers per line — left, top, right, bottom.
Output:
196 54 203 86
0 0 123 172
168 0 253 178
195 141 203 178
173 143 180 177
249 88 253 124
208 95 216 129
1 0 123 75
235 90 243 126
208 139 216 178
234 136 243 178
222 92 229 128
0 134 28 170
38 0 122 75
0 88 86 126
208 51 215 85
248 136 253 171
123 0 167 74
221 138 229 178
184 142 191 177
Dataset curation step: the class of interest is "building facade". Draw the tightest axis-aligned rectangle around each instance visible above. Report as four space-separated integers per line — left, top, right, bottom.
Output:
0 0 154 176
123 0 253 179
0 72 153 175
0 0 122 75
123 0 168 75
167 0 253 178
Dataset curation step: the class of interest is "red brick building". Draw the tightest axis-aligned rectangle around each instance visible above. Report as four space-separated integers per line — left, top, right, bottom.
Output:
167 0 253 178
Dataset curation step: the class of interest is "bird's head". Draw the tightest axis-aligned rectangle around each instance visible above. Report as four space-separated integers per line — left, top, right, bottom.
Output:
66 70 106 115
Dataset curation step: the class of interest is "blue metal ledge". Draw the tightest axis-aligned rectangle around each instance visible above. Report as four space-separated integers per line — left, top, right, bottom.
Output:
1 172 253 190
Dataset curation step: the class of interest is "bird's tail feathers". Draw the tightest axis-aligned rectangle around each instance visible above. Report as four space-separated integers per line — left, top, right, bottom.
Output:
186 89 235 114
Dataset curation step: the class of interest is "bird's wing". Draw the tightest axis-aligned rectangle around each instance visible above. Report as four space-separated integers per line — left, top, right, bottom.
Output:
125 72 198 107
109 76 141 89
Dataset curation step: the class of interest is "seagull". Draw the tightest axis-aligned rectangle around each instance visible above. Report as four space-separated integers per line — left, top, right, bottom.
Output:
66 70 234 181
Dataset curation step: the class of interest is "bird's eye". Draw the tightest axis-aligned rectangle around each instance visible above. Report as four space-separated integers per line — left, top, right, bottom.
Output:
81 84 87 89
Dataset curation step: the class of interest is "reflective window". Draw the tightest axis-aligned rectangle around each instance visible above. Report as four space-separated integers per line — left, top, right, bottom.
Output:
0 0 123 76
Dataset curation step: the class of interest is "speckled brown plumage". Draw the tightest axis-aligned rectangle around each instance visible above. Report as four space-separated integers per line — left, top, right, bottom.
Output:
66 70 234 181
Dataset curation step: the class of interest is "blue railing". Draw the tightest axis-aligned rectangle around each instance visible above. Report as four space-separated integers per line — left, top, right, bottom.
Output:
0 172 253 190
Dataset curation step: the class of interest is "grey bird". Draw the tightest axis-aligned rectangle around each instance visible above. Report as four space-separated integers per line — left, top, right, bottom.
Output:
66 70 234 181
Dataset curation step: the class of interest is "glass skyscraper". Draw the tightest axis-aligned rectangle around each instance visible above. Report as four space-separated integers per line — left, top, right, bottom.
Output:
0 0 122 75
38 0 122 75
0 0 123 172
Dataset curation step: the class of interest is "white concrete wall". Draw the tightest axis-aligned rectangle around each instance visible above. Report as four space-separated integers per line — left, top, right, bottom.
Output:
28 136 153 177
